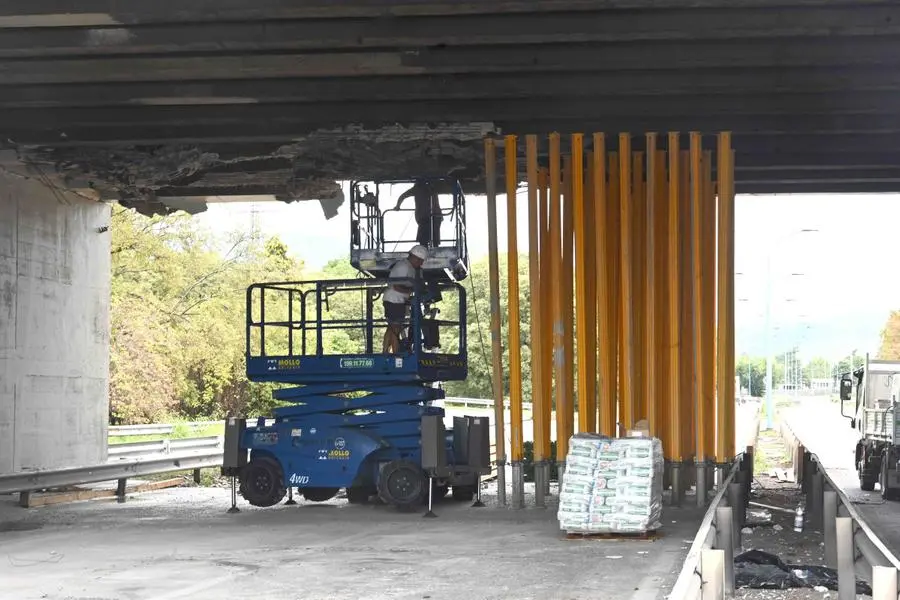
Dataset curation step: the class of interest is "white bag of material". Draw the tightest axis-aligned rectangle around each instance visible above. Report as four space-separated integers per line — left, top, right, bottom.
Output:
557 433 664 535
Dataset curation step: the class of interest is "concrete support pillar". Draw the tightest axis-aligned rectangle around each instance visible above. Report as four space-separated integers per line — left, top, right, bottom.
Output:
0 173 110 475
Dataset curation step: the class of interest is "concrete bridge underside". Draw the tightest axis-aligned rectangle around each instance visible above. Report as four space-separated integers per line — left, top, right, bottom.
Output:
1 0 899 475
2 0 900 216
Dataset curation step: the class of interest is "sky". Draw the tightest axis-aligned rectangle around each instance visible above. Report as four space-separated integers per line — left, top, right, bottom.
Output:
195 185 900 363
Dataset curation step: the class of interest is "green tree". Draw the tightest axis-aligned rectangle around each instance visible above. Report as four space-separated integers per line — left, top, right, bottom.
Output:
880 310 900 360
736 355 767 397
108 205 305 424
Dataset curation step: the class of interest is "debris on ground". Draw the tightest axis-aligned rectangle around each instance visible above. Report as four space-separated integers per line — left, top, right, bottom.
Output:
735 406 873 600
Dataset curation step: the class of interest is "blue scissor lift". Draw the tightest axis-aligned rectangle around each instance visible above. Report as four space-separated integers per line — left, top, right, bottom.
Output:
223 177 491 510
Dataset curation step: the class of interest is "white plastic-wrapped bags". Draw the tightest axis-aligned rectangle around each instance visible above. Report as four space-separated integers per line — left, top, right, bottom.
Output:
557 433 664 535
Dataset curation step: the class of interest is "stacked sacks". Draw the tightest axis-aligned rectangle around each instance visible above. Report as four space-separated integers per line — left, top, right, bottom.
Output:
557 433 664 534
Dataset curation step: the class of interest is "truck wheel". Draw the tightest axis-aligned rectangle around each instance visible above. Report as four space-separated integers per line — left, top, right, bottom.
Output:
239 456 286 507
303 487 340 502
451 485 476 502
377 460 426 508
881 457 899 501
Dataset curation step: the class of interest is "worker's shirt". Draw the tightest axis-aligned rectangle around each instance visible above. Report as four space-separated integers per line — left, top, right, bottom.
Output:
384 258 416 304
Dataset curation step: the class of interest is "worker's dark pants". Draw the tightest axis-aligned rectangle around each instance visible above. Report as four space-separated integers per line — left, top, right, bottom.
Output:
416 217 442 247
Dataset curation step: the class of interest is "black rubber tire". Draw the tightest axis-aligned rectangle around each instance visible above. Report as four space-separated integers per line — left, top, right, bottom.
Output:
451 485 475 502
377 460 427 508
881 456 900 501
303 487 340 502
239 456 286 507
346 487 374 504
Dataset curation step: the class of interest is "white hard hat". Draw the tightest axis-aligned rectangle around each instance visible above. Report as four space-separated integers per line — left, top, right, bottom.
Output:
409 245 428 260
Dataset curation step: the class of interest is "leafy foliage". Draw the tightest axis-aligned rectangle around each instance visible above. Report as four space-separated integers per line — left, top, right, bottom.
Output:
109 206 302 424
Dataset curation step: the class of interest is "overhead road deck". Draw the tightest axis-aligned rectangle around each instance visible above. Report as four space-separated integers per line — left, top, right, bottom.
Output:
2 0 900 213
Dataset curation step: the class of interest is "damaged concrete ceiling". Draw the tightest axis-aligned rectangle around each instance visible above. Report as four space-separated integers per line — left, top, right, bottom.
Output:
4 0 900 216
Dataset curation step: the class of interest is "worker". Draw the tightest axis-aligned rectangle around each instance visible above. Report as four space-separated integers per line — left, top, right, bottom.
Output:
394 179 443 247
382 244 428 354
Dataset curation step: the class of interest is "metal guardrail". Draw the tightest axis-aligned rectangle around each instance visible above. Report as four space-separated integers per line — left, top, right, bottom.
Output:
107 436 222 460
667 456 748 600
669 404 762 600
780 418 900 599
0 452 222 497
108 420 220 437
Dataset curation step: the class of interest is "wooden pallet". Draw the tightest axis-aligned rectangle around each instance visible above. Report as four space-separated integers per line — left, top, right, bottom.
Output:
564 529 662 541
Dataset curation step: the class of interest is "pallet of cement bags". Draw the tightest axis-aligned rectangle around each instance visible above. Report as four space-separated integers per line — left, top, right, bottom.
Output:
557 433 664 535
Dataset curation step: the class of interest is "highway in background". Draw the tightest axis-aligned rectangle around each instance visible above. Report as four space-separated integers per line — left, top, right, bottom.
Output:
785 398 900 557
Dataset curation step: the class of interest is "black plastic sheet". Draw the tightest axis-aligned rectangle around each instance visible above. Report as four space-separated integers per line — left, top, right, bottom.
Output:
734 549 872 595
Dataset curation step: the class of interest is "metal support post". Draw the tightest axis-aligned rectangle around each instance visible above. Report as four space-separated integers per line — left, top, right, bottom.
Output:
811 467 824 530
836 517 854 600
824 490 838 568
697 461 708 507
671 462 683 506
539 166 553 498
527 134 546 510
228 476 240 513
653 146 670 456
632 150 646 424
424 476 437 518
484 137 507 506
550 135 568 483
701 549 725 600
285 487 297 505
872 566 898 600
666 133 683 483
511 463 525 510
715 506 735 596
573 134 596 434
594 135 615 438
18 491 30 508
472 474 485 508
716 133 735 460
690 133 707 507
728 481 745 548
607 150 622 439
702 151 717 463
801 451 811 494
505 134 525 510
116 478 127 504
644 135 658 436
678 150 694 465
193 468 202 484
562 155 575 445
618 133 635 433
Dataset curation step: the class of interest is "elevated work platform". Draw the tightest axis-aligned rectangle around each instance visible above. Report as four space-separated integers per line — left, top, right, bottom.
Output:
245 277 467 384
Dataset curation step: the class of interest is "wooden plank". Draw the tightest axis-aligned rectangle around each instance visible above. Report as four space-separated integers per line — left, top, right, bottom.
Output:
21 478 185 508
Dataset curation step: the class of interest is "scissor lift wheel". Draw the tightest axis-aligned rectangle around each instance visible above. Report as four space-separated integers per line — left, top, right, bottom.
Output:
239 456 287 508
377 460 427 508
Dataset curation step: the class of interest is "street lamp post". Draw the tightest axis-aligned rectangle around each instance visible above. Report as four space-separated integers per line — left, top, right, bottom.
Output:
764 228 817 430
